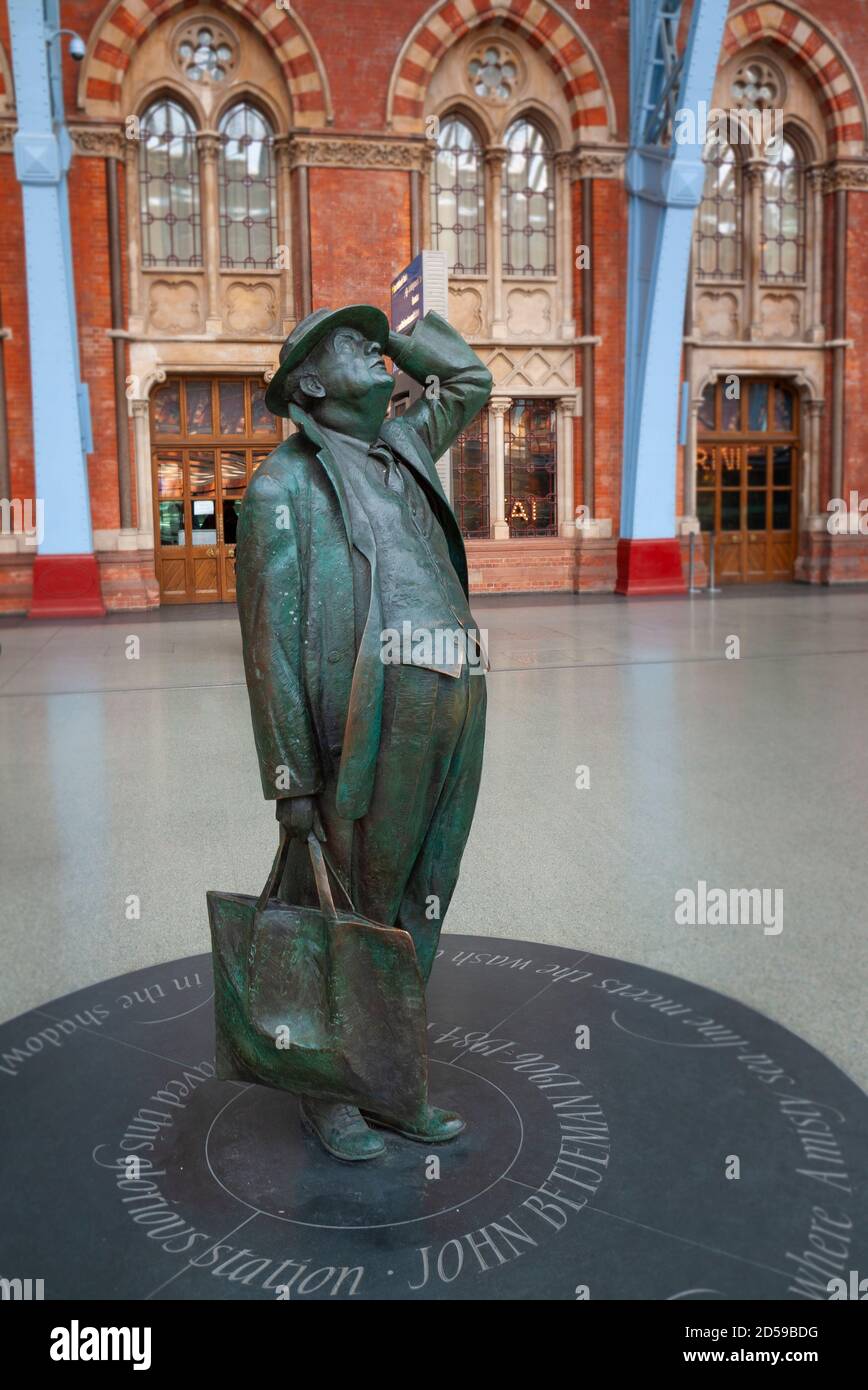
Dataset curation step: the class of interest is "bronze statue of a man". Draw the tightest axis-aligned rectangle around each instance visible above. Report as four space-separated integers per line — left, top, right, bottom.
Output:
232 305 492 1161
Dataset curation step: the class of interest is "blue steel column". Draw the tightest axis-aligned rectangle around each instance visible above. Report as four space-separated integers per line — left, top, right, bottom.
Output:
8 0 103 617
617 0 729 594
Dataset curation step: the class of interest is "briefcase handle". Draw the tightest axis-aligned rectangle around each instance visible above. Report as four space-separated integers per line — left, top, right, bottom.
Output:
307 833 338 919
256 829 351 921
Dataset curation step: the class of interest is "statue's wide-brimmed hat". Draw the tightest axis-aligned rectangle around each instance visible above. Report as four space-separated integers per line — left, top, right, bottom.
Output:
265 304 391 417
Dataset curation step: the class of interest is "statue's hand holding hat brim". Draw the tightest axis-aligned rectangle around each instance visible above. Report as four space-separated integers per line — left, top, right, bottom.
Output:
265 305 391 417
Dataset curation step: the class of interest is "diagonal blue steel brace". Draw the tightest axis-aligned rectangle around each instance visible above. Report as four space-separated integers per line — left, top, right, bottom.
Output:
619 0 730 592
8 0 103 615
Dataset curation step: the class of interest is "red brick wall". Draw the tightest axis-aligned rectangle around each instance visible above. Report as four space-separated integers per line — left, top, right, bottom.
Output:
819 190 836 517
59 0 113 109
294 0 430 131
0 0 30 504
843 191 868 504
591 175 627 533
0 152 33 504
309 167 411 314
68 155 122 533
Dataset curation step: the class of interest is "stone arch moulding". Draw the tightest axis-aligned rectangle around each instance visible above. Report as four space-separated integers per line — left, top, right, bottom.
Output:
132 80 206 127
708 107 819 163
779 116 820 164
387 0 616 139
723 2 867 157
79 0 333 128
437 99 496 148
213 84 285 135
698 364 822 403
694 365 823 524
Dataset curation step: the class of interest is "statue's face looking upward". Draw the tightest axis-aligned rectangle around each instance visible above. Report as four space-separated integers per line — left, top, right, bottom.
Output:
304 327 393 406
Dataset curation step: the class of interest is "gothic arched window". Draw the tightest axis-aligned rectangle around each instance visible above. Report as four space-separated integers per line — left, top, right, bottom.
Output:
761 133 805 281
139 98 201 268
502 118 555 277
696 141 742 279
430 115 486 274
218 102 278 270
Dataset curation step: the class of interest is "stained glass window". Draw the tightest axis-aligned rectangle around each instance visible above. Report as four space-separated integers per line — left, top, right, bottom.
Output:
218 103 277 270
502 120 555 277
139 99 201 268
431 116 486 275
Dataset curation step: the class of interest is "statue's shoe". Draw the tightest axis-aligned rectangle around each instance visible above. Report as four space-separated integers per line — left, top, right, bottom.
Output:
362 1104 465 1144
300 1098 386 1162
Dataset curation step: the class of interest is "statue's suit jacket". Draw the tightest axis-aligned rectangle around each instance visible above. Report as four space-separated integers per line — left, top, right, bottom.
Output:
235 312 493 821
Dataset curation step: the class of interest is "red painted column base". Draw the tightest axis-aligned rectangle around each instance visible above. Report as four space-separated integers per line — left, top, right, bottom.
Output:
28 554 106 619
615 538 686 596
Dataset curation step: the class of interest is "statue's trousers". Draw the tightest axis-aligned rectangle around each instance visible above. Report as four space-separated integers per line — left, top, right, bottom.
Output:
279 660 486 983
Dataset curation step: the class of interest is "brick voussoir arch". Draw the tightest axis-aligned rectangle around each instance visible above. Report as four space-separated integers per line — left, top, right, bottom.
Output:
387 0 615 138
724 1 866 156
79 0 333 127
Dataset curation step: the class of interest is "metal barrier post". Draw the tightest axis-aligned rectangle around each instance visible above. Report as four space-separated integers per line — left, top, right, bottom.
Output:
707 529 721 594
688 530 701 594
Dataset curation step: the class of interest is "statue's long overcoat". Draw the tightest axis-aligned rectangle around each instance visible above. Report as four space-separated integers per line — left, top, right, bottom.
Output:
235 312 493 839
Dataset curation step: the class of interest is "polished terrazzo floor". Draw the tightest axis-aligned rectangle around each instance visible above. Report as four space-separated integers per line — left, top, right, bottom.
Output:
1 585 866 1090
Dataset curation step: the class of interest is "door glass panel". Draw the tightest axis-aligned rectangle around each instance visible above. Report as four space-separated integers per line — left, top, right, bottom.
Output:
190 499 217 545
721 392 740 431
695 378 798 583
185 380 213 435
156 451 183 498
220 450 246 490
219 381 245 435
746 449 767 486
773 446 792 486
772 491 792 530
251 385 273 433
720 491 740 530
159 500 185 546
748 382 768 431
223 498 242 545
747 490 766 530
719 444 740 486
505 400 557 537
774 386 794 432
152 376 290 602
152 381 181 434
696 446 715 488
189 450 215 495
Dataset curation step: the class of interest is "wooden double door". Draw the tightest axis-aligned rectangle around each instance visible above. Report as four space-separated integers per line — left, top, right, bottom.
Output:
696 378 800 583
151 375 282 603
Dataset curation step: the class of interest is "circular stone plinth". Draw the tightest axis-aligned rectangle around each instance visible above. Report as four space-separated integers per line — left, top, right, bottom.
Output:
1 935 865 1301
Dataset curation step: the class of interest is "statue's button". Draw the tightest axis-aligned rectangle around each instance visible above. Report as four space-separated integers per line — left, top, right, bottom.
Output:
327 650 341 664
